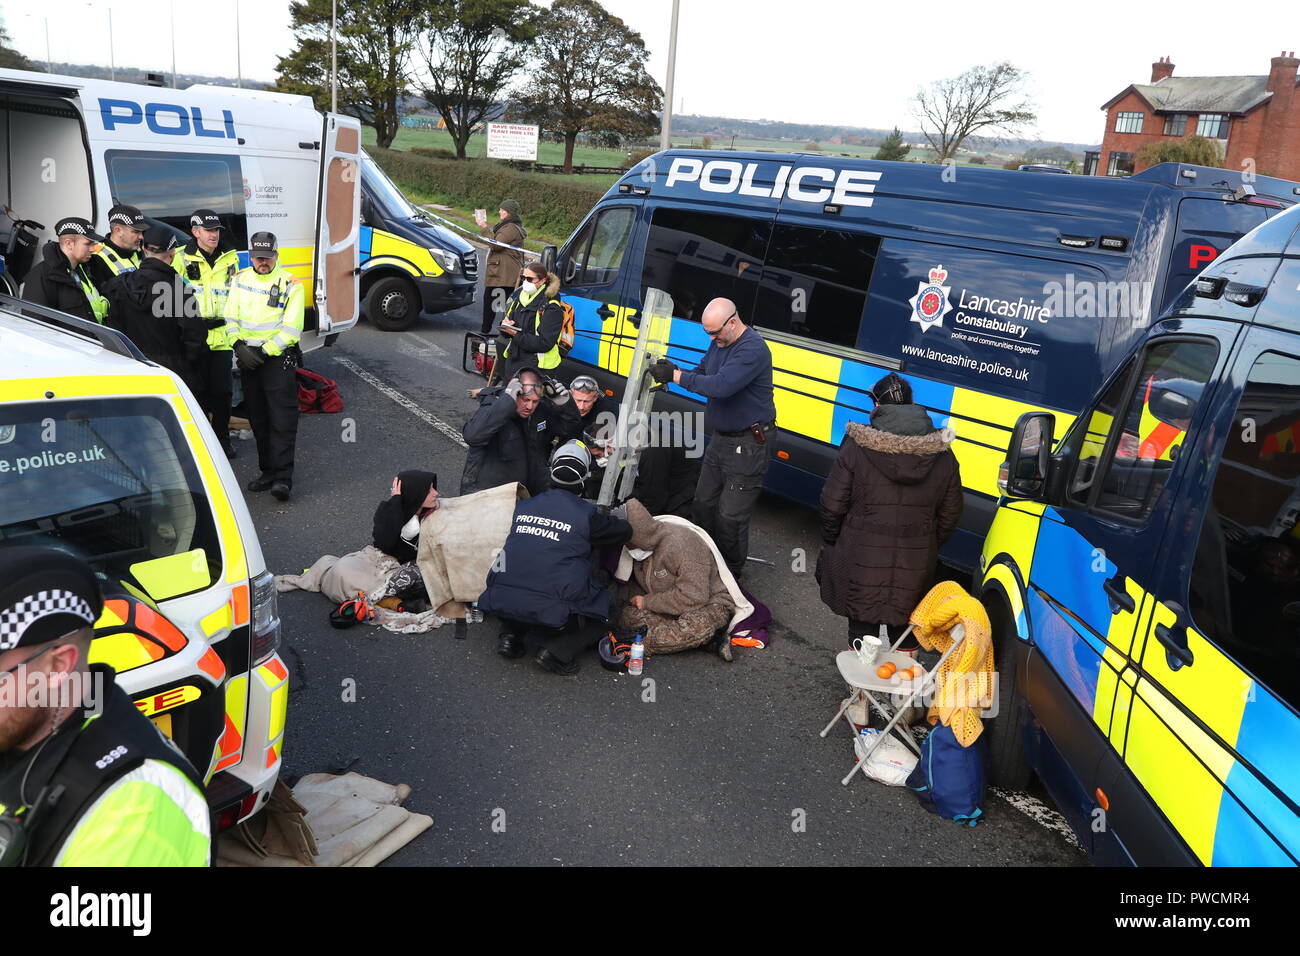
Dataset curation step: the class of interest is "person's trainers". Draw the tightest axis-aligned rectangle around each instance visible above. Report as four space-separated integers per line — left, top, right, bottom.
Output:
247 474 274 493
718 634 734 663
535 648 579 676
497 632 526 659
270 481 292 501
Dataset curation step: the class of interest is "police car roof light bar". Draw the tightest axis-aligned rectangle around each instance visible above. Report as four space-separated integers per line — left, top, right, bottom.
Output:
0 293 148 364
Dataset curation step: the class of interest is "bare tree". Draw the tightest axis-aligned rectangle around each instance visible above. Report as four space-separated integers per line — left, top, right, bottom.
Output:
914 62 1035 161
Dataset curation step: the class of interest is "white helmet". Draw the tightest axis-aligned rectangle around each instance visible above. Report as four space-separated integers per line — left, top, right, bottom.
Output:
549 439 591 488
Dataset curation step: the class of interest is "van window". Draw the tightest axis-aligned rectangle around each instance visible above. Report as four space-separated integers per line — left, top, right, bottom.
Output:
565 206 634 288
752 223 878 349
639 208 771 322
104 149 248 250
1071 339 1218 520
1189 350 1300 710
0 397 222 596
1162 199 1269 310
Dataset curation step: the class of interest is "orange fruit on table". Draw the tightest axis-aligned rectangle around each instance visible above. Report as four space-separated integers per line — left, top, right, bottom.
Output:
876 663 896 679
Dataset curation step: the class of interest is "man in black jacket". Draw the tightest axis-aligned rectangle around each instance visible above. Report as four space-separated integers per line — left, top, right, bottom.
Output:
460 367 582 496
84 203 145 289
105 226 205 386
478 441 632 675
20 218 110 325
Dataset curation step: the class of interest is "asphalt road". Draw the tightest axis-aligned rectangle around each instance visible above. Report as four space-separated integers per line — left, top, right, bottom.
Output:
246 281 1086 866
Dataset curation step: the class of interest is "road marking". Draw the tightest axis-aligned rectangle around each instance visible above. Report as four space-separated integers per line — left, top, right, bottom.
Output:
333 356 467 448
990 786 1082 850
403 332 448 357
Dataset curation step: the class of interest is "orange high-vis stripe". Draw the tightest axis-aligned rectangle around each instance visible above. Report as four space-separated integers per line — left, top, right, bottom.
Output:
198 647 226 683
231 583 250 628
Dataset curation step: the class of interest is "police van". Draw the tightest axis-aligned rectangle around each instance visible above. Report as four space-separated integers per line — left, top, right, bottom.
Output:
0 67 368 346
982 205 1300 865
0 297 288 830
543 150 1299 569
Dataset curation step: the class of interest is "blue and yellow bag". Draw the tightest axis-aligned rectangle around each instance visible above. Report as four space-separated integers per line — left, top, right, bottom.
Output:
905 724 987 826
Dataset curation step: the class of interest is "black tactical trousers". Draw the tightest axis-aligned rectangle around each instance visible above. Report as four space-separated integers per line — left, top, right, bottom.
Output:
193 349 234 446
242 351 299 483
692 429 772 578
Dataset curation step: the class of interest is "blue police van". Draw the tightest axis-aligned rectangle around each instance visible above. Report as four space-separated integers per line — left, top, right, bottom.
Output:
542 150 1299 570
984 203 1300 865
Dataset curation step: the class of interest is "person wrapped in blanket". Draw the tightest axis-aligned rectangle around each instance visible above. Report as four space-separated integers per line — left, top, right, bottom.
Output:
371 470 440 610
618 498 736 660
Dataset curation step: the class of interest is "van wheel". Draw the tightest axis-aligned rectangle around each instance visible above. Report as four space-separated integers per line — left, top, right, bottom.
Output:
984 595 1034 791
366 276 419 331
0 272 17 296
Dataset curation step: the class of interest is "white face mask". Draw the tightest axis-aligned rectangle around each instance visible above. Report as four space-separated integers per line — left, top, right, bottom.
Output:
521 280 539 294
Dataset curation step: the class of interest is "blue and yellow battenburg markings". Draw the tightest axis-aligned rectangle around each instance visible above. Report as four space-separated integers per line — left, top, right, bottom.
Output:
358 225 444 278
567 298 1074 501
981 506 1300 865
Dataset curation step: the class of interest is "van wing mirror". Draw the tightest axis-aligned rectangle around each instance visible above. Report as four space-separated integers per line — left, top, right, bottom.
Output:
999 412 1055 499
360 195 375 225
541 244 557 274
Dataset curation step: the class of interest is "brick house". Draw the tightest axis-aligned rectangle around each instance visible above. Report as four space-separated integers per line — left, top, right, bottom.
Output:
1087 52 1299 180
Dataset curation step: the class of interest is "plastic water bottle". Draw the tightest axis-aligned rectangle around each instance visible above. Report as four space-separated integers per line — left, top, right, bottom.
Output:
627 633 646 676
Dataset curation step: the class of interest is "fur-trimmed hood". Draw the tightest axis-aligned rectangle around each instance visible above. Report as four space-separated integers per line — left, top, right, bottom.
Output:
845 410 954 486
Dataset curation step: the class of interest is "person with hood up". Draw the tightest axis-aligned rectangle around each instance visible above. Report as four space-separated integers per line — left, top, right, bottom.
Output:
494 263 565 384
618 498 736 659
478 441 632 676
476 199 527 335
373 470 440 563
817 373 963 653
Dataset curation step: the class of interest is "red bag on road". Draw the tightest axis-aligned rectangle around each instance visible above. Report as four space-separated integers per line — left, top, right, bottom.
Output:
297 368 344 413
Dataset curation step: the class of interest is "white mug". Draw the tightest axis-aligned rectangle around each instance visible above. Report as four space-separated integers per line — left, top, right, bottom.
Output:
852 634 882 668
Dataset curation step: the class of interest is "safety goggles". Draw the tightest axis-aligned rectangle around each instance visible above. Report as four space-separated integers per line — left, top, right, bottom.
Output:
517 383 542 397
570 375 599 393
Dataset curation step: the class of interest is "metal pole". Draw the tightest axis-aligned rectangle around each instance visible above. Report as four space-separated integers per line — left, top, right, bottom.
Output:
170 1 178 88
331 0 338 114
235 0 242 88
659 0 679 152
44 18 52 72
108 9 116 81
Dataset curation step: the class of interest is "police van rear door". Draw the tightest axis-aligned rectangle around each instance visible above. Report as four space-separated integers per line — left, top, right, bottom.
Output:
313 113 362 334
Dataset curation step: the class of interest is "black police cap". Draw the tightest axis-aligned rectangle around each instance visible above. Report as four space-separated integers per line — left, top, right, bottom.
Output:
0 547 103 652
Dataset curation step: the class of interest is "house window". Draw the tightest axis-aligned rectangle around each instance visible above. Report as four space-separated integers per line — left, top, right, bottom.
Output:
1107 151 1135 177
1115 111 1144 134
1196 113 1230 139
1163 113 1190 135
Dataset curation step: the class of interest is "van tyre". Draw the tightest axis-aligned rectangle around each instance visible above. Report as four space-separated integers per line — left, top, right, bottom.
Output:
366 276 420 332
983 595 1034 791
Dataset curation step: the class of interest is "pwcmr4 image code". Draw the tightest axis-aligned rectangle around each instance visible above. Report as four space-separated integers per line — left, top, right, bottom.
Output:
1121 893 1250 906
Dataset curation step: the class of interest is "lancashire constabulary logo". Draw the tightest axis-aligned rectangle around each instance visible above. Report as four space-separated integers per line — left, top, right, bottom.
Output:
908 265 953 333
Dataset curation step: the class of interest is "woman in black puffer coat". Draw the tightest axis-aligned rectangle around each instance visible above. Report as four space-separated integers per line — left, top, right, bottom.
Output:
817 374 963 650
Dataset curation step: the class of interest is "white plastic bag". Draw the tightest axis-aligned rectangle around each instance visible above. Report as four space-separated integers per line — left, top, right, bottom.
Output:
855 729 918 787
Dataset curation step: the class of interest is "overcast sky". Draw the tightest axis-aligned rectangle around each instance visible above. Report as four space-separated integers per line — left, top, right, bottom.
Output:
2 0 1291 145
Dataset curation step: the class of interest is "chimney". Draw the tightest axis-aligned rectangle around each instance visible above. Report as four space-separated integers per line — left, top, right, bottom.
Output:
1151 56 1175 84
1267 50 1299 94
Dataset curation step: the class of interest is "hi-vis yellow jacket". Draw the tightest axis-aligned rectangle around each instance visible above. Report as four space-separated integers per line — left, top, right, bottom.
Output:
173 241 241 351
222 266 305 357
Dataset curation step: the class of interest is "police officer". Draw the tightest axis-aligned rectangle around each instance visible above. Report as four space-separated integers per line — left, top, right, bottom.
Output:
85 203 146 289
0 547 210 867
649 296 777 577
104 225 205 384
477 441 632 675
20 217 110 325
175 210 241 459
225 231 305 502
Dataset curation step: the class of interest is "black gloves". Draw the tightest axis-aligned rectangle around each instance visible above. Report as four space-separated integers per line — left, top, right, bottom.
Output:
234 341 265 371
542 376 569 404
649 359 677 385
204 317 226 329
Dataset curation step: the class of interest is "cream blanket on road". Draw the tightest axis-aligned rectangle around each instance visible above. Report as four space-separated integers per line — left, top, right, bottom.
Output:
417 482 528 618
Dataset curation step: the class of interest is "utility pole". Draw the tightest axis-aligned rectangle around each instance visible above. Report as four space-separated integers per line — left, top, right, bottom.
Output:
170 0 178 88
659 0 680 152
108 9 115 81
331 0 338 113
235 0 242 88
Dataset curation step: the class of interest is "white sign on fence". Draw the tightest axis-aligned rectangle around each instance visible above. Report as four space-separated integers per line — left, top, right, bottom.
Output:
486 122 540 161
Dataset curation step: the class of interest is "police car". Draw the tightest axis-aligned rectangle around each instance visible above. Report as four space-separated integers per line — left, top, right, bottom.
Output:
0 296 287 829
983 203 1300 865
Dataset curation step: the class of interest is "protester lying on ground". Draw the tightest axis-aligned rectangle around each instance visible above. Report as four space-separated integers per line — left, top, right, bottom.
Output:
618 498 737 660
373 471 440 563
461 367 582 497
477 441 632 676
817 372 963 653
